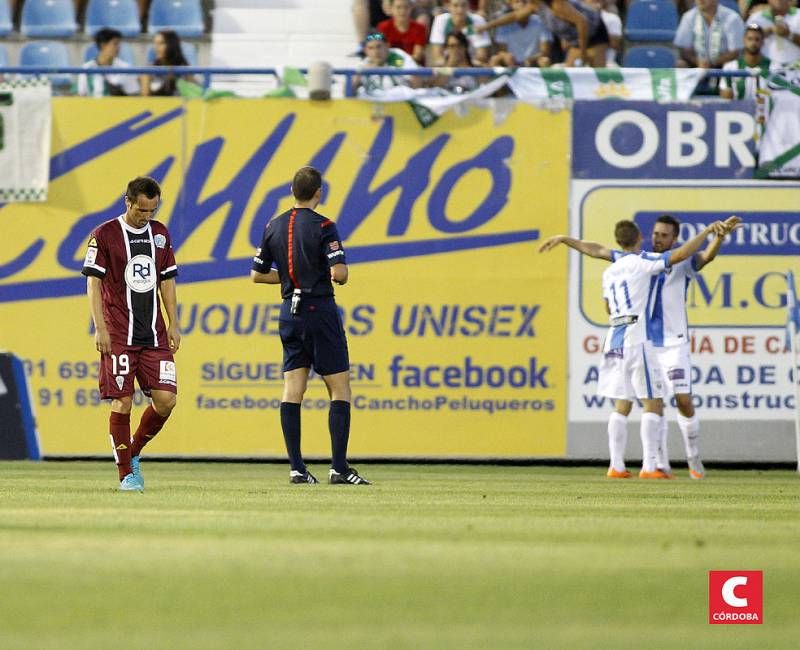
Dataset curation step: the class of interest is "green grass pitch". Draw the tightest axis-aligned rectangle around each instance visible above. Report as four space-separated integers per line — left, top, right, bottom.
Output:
1 462 798 649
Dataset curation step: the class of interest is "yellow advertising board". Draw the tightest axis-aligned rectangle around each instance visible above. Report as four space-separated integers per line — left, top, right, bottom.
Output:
0 98 569 457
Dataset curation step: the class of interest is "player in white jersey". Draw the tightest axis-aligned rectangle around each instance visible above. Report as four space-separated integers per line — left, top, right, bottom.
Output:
648 216 726 479
539 217 739 478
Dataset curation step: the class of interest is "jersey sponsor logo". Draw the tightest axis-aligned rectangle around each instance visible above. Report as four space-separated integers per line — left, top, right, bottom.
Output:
159 360 176 384
84 246 98 266
154 234 167 249
115 376 124 390
329 241 340 251
124 255 157 293
667 368 685 381
88 236 97 247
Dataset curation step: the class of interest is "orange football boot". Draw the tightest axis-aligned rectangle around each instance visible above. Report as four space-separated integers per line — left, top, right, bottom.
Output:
606 468 632 478
639 469 671 479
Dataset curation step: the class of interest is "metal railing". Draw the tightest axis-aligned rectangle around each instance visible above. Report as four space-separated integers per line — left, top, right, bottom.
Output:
0 65 753 98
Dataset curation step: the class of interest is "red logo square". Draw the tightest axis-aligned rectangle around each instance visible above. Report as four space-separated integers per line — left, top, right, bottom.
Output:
709 571 763 624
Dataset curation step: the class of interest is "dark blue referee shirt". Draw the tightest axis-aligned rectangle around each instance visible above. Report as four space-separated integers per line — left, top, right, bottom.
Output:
252 207 346 299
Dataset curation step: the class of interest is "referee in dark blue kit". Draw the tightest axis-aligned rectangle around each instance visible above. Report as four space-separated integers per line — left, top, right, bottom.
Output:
251 166 370 485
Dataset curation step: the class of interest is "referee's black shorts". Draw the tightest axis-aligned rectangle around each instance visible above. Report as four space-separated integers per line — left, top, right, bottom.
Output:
279 296 350 376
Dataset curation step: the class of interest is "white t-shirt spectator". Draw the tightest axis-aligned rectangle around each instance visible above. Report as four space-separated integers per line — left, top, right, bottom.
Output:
357 47 418 93
673 5 744 64
750 8 800 66
77 58 140 97
429 11 492 52
494 14 552 64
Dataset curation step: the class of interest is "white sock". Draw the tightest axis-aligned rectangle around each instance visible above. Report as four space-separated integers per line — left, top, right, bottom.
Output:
677 413 700 459
640 413 661 472
657 415 671 471
607 412 628 471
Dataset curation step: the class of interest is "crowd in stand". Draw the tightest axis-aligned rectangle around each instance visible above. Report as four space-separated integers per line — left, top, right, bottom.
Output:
353 0 800 97
2 0 799 99
0 0 205 96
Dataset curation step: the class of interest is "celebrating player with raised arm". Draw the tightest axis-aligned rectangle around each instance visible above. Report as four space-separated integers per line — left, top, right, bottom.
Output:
539 216 739 478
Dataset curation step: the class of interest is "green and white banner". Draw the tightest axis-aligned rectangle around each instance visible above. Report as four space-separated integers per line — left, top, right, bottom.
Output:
0 79 51 203
357 75 510 127
757 68 800 179
507 68 704 102
358 68 705 126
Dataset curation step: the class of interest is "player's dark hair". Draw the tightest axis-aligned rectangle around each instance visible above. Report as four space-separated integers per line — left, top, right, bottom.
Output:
655 214 680 237
292 166 322 201
126 177 162 201
95 28 123 50
614 220 640 248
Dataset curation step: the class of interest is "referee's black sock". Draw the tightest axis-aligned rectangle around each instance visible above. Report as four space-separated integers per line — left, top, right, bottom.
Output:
280 402 305 473
329 400 351 473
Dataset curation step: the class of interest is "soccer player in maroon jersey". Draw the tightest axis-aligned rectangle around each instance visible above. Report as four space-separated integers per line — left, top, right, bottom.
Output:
82 176 180 491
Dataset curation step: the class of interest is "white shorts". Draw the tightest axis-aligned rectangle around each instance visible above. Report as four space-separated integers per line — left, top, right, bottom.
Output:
653 342 692 396
597 341 664 400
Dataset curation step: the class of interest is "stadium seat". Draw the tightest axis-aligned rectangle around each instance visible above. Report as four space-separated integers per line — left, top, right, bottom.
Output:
146 41 198 66
624 0 679 43
148 0 204 38
21 0 78 38
623 45 677 68
85 0 141 37
0 0 12 38
84 41 136 65
19 41 73 89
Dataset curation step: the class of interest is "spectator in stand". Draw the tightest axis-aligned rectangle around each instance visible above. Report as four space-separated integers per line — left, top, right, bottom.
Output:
431 30 485 91
489 0 553 67
586 0 622 66
749 0 800 66
378 0 428 63
674 0 745 69
429 0 492 65
411 0 436 33
474 0 512 16
140 30 193 96
720 23 773 99
353 0 392 44
353 31 420 94
77 28 140 97
478 0 610 67
739 0 769 20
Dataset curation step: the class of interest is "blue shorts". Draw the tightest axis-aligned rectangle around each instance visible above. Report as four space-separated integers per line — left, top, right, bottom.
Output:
279 296 350 376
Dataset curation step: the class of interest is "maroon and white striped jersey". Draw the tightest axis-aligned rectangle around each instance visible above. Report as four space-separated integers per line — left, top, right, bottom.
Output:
81 215 178 347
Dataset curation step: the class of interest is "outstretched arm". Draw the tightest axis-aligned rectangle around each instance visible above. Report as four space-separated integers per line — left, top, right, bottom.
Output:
538 235 614 261
475 5 535 32
695 215 738 271
668 217 739 266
